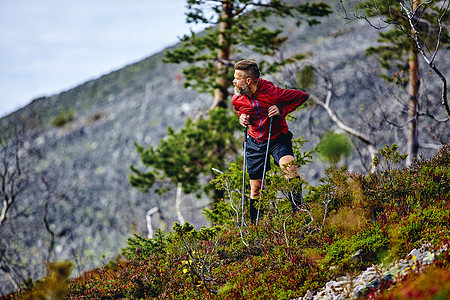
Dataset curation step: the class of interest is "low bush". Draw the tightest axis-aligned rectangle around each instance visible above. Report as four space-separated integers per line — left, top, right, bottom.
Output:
51 108 74 127
37 144 448 299
376 249 450 299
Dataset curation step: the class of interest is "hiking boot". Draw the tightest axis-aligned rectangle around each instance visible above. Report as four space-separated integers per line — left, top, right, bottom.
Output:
250 198 263 224
287 176 310 212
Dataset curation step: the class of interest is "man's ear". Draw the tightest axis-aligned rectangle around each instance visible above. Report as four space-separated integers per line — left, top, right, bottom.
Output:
246 78 253 85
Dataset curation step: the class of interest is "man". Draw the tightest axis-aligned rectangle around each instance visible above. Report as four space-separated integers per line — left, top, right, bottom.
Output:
232 60 309 223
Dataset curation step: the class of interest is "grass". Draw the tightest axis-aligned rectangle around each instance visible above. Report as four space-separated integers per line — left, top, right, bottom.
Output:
10 145 450 299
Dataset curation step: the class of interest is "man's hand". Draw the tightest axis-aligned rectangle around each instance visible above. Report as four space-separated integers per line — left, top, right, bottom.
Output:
239 114 250 127
268 105 281 118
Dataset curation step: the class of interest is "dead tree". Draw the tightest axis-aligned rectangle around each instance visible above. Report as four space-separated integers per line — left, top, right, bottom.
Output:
339 0 449 165
41 177 56 266
311 72 378 164
0 123 30 292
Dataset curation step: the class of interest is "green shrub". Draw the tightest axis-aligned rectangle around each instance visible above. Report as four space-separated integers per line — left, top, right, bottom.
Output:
322 224 389 273
65 144 450 299
296 65 315 89
69 259 161 299
317 131 352 166
51 108 74 127
377 250 450 300
308 165 356 214
388 206 450 258
123 228 167 260
20 261 74 299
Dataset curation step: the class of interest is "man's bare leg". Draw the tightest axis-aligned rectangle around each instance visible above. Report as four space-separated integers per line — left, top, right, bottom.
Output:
249 179 262 223
279 155 298 179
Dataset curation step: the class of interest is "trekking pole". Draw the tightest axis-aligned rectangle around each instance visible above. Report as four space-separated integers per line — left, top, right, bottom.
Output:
241 126 248 228
256 117 273 224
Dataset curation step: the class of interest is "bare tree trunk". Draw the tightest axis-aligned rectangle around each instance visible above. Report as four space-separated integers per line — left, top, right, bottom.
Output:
0 196 11 228
146 207 159 238
41 177 55 266
312 77 377 166
405 0 421 166
0 161 17 228
176 182 185 224
211 0 233 110
398 0 449 118
406 48 420 166
0 265 20 291
0 125 28 293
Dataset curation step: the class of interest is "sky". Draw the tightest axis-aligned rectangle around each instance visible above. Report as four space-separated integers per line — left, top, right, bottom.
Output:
0 0 207 117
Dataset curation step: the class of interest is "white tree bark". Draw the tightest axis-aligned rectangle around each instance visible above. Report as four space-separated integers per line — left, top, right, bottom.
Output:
176 182 185 224
146 207 159 238
312 78 377 165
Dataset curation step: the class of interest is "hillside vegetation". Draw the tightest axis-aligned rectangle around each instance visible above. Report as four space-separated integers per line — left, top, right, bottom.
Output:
0 0 448 296
11 144 448 299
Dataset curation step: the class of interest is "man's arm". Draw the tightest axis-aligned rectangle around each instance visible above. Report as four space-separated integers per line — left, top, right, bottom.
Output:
273 88 309 117
232 96 250 127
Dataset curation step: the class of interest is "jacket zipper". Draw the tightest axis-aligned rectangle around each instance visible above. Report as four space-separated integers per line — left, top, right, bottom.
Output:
249 95 264 141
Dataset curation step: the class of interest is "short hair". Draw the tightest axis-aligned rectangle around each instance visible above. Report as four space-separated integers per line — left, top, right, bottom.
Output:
234 60 260 82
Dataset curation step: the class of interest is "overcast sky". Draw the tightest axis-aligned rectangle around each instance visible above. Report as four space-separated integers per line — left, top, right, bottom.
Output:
0 0 207 117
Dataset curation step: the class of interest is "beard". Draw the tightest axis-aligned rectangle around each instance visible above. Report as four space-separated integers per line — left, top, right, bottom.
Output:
234 83 251 96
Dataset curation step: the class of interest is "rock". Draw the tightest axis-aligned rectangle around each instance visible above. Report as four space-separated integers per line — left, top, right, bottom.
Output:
305 246 447 300
325 280 337 290
408 248 421 258
303 289 313 300
335 276 349 283
422 251 435 265
353 285 366 299
316 290 326 297
381 274 394 285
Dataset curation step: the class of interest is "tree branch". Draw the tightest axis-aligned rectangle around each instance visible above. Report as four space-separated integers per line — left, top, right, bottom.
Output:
176 182 185 224
418 110 449 123
419 142 442 150
146 207 159 238
311 76 377 162
398 0 450 116
41 177 55 266
0 262 20 292
341 0 450 117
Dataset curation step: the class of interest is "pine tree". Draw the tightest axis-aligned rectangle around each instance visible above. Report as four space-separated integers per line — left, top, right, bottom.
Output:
164 0 331 109
130 1 332 208
129 108 241 206
356 0 449 165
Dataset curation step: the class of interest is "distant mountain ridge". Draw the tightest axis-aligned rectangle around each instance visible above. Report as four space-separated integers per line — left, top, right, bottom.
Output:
1 3 448 294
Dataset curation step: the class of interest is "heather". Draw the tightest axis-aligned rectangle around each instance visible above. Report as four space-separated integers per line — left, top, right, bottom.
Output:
12 144 447 299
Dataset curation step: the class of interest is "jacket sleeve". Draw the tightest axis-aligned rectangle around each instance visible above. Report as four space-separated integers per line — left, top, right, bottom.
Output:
232 95 243 117
272 88 309 117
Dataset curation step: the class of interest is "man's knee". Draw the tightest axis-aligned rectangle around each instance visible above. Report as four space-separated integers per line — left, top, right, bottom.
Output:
280 155 298 178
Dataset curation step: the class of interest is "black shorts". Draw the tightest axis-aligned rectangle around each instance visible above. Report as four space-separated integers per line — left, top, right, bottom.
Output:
245 131 294 180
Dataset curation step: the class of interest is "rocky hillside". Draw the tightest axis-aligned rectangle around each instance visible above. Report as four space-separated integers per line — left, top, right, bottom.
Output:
0 2 448 295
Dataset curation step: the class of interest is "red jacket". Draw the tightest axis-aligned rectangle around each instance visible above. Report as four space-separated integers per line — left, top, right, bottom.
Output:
232 78 309 142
